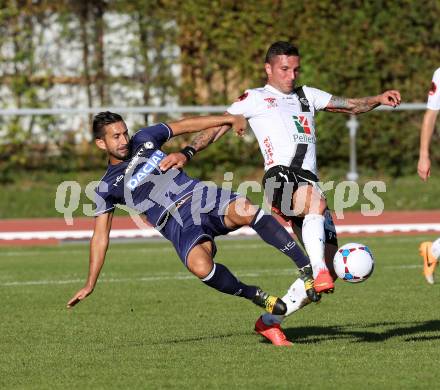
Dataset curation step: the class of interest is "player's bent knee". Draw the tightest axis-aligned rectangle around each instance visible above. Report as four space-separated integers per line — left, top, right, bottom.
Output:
293 185 326 216
225 198 258 226
187 258 214 279
186 243 214 278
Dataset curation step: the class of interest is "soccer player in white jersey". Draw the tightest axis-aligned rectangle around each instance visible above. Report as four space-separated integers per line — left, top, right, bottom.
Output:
418 68 440 284
160 41 400 346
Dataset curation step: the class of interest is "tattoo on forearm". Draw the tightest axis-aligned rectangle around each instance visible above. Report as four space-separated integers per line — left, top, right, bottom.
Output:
349 96 380 114
326 95 379 114
190 128 217 151
329 96 350 109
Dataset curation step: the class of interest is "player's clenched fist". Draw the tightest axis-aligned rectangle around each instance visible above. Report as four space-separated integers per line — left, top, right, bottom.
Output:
159 152 188 171
417 156 431 181
231 114 247 136
378 90 401 107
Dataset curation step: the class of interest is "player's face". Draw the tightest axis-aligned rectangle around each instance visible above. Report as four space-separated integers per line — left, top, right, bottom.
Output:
96 121 130 163
265 55 300 94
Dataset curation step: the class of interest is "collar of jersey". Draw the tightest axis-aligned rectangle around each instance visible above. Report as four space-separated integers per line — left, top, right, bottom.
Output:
264 84 295 97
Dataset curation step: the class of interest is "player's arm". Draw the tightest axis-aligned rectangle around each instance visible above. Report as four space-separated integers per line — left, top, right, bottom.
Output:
418 109 439 181
324 90 401 114
167 114 246 137
66 211 114 308
159 114 244 171
159 124 231 171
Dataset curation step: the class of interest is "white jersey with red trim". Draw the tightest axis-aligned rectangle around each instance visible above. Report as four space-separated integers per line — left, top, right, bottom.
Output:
427 68 440 110
227 84 332 175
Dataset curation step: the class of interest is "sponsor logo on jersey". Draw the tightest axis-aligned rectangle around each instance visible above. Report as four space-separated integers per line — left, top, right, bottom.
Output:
293 133 316 144
126 150 166 190
292 115 312 135
237 92 248 101
429 81 437 96
263 136 274 165
299 97 310 107
125 147 146 174
264 97 277 108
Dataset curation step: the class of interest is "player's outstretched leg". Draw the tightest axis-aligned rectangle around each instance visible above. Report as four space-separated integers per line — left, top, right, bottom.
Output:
223 200 320 302
187 241 287 315
420 239 440 284
249 209 321 302
256 238 339 345
255 278 310 345
302 214 334 294
292 185 334 294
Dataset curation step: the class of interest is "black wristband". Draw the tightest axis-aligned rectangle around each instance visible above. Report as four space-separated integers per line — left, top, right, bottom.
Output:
179 146 197 161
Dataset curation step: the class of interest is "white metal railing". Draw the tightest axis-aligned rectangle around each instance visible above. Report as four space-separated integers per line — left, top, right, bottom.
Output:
0 103 427 180
345 103 426 180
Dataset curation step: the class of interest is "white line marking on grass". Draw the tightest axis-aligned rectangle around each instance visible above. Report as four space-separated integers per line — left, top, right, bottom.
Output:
1 268 295 287
384 264 421 269
0 243 269 257
0 264 421 287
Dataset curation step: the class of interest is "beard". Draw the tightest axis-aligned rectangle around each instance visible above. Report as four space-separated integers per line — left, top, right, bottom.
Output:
110 147 129 161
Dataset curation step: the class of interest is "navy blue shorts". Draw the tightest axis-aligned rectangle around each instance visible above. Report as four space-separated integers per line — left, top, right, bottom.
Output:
160 186 241 265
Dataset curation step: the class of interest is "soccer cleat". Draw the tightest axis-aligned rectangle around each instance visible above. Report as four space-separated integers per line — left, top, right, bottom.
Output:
298 265 321 302
314 269 335 293
254 316 292 346
252 288 287 315
420 241 438 285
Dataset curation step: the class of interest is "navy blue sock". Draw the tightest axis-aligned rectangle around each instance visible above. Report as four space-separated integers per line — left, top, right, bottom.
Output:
201 263 257 300
250 209 310 268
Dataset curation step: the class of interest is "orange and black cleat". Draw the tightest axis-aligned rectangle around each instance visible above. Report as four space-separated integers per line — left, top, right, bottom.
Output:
314 269 335 294
254 316 292 346
420 241 438 285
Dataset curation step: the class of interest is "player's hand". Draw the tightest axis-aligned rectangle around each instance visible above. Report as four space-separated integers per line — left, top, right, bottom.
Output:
159 152 188 171
231 114 247 136
378 90 401 107
67 286 94 308
417 156 431 181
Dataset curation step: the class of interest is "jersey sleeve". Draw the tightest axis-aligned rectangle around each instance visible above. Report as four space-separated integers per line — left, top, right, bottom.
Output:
132 123 173 149
427 68 440 110
94 181 116 216
303 85 332 111
227 90 258 118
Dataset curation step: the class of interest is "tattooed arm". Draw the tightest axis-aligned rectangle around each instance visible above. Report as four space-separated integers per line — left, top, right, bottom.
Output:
190 124 231 152
158 124 232 171
325 90 401 114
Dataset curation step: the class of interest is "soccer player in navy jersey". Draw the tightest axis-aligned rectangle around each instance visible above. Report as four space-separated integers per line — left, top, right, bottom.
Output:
67 111 319 323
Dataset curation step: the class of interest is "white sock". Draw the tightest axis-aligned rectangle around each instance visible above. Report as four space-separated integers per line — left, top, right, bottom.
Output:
432 238 440 260
261 278 311 325
302 213 327 277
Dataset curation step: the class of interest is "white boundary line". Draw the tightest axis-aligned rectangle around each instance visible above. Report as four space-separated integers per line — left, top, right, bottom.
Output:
0 237 422 257
1 223 440 241
0 265 421 287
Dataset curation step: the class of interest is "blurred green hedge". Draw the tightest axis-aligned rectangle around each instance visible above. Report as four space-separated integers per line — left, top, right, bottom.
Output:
1 0 439 180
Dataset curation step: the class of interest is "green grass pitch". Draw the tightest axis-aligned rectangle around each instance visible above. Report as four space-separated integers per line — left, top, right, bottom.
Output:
1 235 440 389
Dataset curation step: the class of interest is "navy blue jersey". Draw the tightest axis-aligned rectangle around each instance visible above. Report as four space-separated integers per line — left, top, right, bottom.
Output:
94 123 203 226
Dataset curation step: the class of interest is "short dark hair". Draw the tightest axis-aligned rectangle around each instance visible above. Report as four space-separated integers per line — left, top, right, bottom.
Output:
92 111 124 139
265 41 299 64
